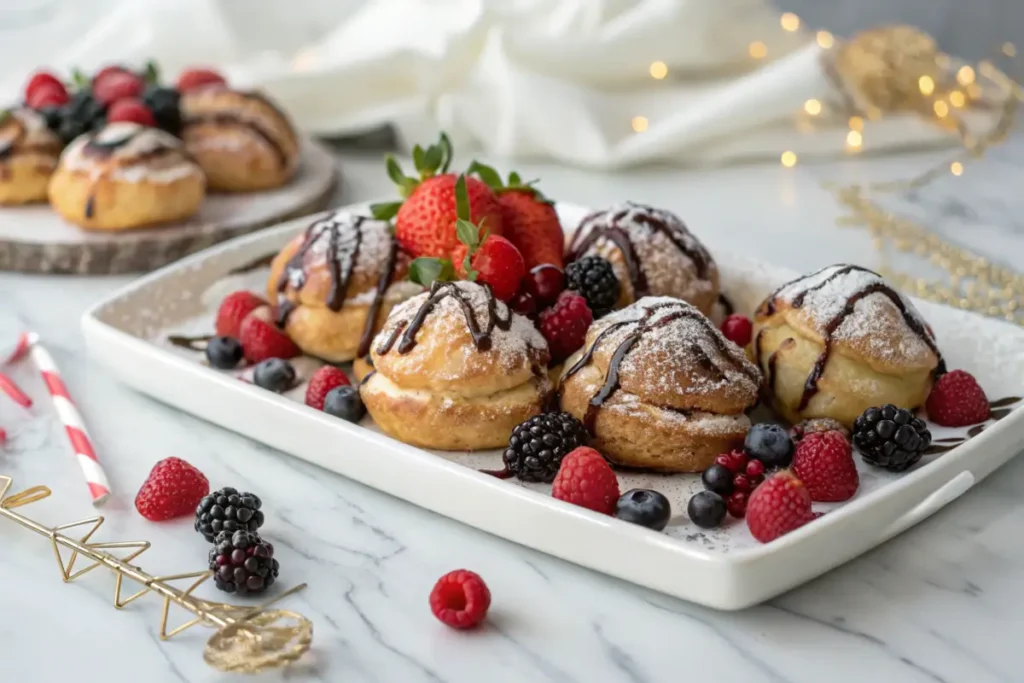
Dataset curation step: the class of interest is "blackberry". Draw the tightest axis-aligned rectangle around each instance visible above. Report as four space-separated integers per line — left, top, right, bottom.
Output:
142 85 182 136
852 404 931 472
208 530 279 595
501 412 589 482
195 487 265 542
565 256 620 317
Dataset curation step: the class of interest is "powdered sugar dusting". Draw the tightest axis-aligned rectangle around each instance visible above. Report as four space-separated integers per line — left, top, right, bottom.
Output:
590 296 760 399
774 264 936 363
376 281 546 375
60 122 200 185
300 212 393 281
574 202 715 302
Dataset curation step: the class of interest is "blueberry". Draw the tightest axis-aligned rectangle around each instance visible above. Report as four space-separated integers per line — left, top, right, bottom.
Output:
253 358 295 393
701 464 734 496
687 491 726 529
323 386 365 423
205 336 243 369
615 489 671 531
744 423 794 469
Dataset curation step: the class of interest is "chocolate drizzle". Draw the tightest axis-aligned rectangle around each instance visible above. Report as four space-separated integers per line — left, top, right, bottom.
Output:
568 204 713 299
167 334 213 351
716 293 734 316
275 215 402 355
185 113 288 167
560 301 759 432
377 281 513 356
756 265 945 412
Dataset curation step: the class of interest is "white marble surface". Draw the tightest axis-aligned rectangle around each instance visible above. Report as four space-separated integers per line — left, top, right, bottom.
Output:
2 138 1024 682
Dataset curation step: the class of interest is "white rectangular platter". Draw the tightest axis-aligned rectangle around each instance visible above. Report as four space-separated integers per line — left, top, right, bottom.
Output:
82 203 1024 610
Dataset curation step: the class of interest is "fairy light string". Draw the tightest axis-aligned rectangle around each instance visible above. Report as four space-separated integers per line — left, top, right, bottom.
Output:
638 21 1023 325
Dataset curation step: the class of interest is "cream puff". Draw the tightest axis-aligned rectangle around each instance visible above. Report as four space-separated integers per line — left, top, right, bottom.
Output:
361 280 551 451
180 87 299 192
753 264 943 427
559 296 761 472
268 212 421 364
47 122 205 231
0 107 63 205
567 203 719 314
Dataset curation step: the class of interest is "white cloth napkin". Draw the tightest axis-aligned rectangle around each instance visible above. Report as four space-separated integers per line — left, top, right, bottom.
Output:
0 0 967 168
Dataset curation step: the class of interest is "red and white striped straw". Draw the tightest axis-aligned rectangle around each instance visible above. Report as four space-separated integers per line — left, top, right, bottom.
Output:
18 333 112 506
0 332 34 408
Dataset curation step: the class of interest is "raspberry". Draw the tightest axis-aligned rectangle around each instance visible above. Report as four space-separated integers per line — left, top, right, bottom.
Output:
93 71 144 105
538 291 593 363
215 291 267 338
452 235 526 302
238 308 300 363
791 430 859 502
720 314 753 347
305 366 351 410
107 98 156 127
176 68 228 93
746 471 814 543
429 569 491 629
24 71 64 102
925 370 990 427
135 457 210 521
551 446 620 514
790 417 850 442
27 83 69 109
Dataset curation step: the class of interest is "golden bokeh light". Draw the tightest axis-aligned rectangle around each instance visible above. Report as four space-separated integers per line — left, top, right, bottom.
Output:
918 75 935 95
780 13 800 31
748 41 768 59
950 161 964 176
957 65 976 86
949 91 966 108
933 100 949 117
848 116 864 131
816 31 834 49
803 99 822 115
649 61 668 79
846 130 863 148
631 116 649 133
780 151 797 167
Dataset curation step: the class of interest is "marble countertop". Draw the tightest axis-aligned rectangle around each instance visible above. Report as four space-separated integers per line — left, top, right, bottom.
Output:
1 137 1023 683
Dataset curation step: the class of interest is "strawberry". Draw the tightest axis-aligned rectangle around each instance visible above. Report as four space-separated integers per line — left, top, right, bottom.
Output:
176 67 227 93
305 366 351 410
107 98 156 127
239 307 299 363
215 291 268 338
93 65 132 85
92 71 144 105
746 471 815 543
451 235 526 302
26 83 69 109
135 457 210 521
24 71 65 103
791 431 859 502
469 162 564 269
371 134 502 259
925 369 990 427
552 446 620 514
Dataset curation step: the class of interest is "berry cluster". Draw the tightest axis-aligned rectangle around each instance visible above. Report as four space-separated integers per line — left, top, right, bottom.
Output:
20 63 227 146
133 459 283 596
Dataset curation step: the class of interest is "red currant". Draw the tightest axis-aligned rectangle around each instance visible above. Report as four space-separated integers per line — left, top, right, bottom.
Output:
745 460 764 478
729 451 749 471
732 474 751 493
715 454 734 471
510 289 538 318
526 264 565 307
720 314 753 347
726 491 748 518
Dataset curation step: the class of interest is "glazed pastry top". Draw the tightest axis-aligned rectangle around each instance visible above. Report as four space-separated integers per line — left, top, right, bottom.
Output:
58 122 200 184
180 87 299 165
568 202 717 304
370 281 549 395
0 107 62 159
756 264 941 372
563 296 761 416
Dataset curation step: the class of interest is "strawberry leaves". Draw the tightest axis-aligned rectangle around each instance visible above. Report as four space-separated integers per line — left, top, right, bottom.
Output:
406 174 486 287
467 161 552 204
382 132 454 204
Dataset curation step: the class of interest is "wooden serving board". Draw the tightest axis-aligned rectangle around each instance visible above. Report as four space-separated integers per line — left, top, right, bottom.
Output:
0 137 339 275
